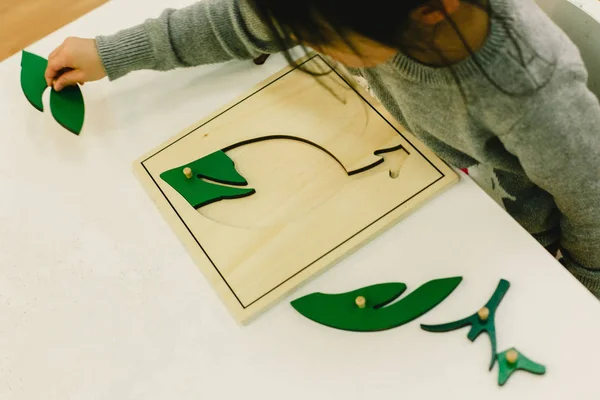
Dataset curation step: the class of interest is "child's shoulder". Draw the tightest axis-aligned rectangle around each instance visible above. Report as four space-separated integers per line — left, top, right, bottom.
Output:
501 0 582 64
488 0 587 89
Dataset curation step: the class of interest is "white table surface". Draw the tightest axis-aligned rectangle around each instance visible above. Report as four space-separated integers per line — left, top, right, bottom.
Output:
2 1 600 399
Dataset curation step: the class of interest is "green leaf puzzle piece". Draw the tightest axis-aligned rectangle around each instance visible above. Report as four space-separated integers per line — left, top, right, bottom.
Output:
49 82 85 135
160 150 255 208
187 150 249 185
421 279 510 370
20 50 48 112
496 348 546 386
20 50 86 134
291 277 463 332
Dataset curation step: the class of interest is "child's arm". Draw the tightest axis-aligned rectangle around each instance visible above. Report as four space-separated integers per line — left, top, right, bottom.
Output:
96 0 281 79
46 0 286 90
499 64 600 296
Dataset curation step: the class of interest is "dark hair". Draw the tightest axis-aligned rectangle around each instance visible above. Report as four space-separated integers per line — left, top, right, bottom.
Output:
249 0 477 59
248 0 552 99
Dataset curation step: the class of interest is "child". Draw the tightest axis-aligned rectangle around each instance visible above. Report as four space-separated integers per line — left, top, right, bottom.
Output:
44 0 600 297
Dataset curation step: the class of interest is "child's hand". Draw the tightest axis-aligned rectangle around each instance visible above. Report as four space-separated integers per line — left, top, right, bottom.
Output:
45 37 107 91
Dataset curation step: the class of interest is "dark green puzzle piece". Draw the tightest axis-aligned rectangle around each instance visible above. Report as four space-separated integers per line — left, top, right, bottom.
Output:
292 282 408 323
187 150 249 185
162 150 250 186
160 150 255 208
20 50 86 134
496 348 546 386
421 279 510 370
50 83 85 135
291 277 463 332
20 50 48 112
163 178 255 209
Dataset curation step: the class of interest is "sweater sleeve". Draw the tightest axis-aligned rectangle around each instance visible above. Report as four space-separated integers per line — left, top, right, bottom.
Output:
498 64 600 295
95 0 283 80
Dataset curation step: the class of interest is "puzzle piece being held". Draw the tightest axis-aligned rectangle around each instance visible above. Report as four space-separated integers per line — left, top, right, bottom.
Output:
20 50 85 134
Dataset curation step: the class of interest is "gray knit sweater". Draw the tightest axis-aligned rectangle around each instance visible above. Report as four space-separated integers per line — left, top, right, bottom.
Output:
96 0 600 297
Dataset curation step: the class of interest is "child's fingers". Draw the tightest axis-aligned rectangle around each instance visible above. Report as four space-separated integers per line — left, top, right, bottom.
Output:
45 54 63 86
45 47 62 86
53 69 85 91
45 49 71 86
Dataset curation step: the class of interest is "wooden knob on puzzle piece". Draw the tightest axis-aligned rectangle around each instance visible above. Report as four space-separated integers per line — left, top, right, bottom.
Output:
477 307 490 321
183 167 193 179
355 296 366 309
505 349 519 365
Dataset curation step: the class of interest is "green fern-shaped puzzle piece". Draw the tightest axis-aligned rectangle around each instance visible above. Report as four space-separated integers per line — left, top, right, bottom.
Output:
160 150 255 208
291 277 463 332
292 277 546 387
496 348 546 386
20 50 85 134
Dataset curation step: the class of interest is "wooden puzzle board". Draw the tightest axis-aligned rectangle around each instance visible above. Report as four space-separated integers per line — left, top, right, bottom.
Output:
133 54 458 324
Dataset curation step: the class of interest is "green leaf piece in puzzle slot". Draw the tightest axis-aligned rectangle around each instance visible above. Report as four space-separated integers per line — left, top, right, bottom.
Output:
49 84 85 135
421 279 510 370
192 150 249 185
160 150 255 208
291 277 463 332
496 348 546 386
20 51 48 112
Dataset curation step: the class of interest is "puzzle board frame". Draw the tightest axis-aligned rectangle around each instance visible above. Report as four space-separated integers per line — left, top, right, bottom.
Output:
133 54 459 324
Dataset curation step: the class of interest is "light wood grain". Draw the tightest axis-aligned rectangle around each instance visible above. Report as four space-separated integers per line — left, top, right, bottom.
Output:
133 54 459 324
0 0 108 61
